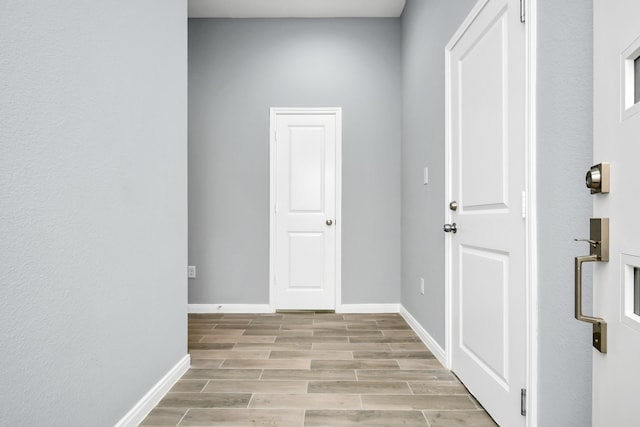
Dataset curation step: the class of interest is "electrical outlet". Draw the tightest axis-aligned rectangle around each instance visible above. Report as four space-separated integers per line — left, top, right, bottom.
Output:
420 277 425 295
188 266 196 279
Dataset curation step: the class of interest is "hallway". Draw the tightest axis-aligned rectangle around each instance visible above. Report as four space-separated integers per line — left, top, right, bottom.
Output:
141 313 496 426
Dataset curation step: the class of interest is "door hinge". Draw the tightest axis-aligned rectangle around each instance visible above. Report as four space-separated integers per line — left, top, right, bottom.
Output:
521 190 526 219
520 388 527 416
519 0 526 23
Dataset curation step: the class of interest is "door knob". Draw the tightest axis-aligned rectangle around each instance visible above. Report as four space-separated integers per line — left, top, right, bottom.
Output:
449 201 458 211
326 219 333 226
443 223 457 233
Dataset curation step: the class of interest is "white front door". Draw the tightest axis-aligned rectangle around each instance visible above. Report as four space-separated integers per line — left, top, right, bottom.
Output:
270 108 341 311
592 1 640 424
446 0 527 425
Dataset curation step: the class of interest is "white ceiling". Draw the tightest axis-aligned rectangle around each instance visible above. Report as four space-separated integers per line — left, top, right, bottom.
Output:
188 0 407 18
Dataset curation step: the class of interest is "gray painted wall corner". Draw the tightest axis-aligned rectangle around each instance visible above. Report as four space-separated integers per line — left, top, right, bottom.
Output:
536 0 594 425
400 0 477 349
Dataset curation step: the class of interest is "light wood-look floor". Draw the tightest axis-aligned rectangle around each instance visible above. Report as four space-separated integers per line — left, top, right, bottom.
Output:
141 312 497 426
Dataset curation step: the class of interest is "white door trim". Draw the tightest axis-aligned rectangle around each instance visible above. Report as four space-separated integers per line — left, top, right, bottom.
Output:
444 0 538 424
269 107 342 312
524 0 538 424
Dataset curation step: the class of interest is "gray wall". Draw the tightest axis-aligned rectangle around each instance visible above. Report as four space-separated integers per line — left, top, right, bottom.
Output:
400 0 476 347
0 1 188 425
537 0 594 425
188 19 401 305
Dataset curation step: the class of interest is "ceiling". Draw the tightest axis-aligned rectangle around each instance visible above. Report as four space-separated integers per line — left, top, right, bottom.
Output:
188 0 407 18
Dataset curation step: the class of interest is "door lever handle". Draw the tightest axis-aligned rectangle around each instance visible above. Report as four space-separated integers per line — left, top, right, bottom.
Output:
574 238 598 248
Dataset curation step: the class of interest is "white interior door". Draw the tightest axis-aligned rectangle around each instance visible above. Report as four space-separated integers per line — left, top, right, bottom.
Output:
270 108 341 311
592 1 640 424
446 0 527 425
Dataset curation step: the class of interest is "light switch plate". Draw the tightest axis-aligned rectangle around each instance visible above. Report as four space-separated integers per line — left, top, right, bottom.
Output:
423 167 429 185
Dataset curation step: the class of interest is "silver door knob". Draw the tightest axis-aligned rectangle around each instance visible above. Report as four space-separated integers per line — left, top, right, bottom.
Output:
443 223 457 233
326 219 333 226
449 201 458 211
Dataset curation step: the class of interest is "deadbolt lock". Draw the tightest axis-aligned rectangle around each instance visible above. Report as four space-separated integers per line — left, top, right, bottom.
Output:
585 162 610 194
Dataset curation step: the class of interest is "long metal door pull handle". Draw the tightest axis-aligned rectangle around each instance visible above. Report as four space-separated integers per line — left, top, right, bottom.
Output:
575 255 607 353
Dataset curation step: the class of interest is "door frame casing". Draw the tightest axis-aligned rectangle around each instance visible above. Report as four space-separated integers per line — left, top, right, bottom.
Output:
268 107 343 312
443 0 538 425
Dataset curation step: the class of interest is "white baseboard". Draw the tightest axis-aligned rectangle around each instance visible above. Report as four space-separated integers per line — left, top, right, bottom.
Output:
188 303 401 314
400 305 448 368
188 304 273 314
336 303 401 313
115 354 190 427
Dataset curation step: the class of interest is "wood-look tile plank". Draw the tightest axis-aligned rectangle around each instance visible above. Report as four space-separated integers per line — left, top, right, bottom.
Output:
157 392 251 409
424 410 498 426
270 350 353 360
179 409 304 426
200 335 276 344
260 369 357 381
189 359 224 369
187 328 215 335
251 319 313 326
311 320 352 328
357 369 456 382
304 410 428 426
243 329 313 337
169 380 208 393
382 330 419 337
249 393 361 409
311 343 392 351
193 329 244 336
188 350 270 359
275 336 349 344
311 359 399 370
397 358 444 370
202 380 307 394
409 381 469 395
342 314 399 320
313 330 383 337
189 313 224 319
187 342 234 350
140 408 187 426
389 343 431 351
213 323 256 329
221 359 311 369
361 394 477 410
349 336 421 343
182 369 262 380
308 380 411 394
233 342 312 351
352 351 435 359
188 335 204 343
